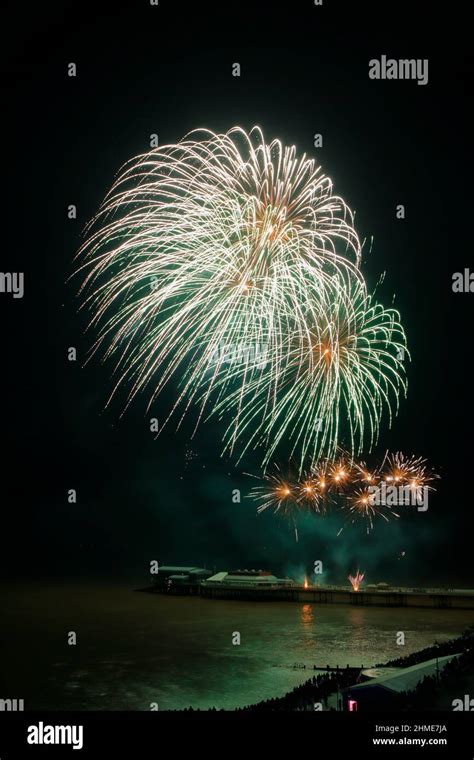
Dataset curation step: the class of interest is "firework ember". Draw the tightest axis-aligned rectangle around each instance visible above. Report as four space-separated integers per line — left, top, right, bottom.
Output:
248 450 438 534
348 570 365 592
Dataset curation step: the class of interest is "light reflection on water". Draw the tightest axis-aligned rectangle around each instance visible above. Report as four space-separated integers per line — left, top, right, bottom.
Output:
1 583 473 710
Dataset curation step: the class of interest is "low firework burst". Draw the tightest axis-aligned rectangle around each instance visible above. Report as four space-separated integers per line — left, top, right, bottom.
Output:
328 453 354 491
296 475 323 512
344 486 399 533
248 450 438 534
381 452 438 491
353 459 381 486
248 468 297 517
246 464 322 542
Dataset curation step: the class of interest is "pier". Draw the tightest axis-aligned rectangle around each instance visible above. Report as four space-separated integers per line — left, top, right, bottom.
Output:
199 584 474 610
142 567 474 610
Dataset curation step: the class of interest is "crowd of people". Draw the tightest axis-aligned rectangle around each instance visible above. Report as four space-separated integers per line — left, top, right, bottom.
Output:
397 639 474 709
375 627 473 668
179 628 474 712
237 669 358 712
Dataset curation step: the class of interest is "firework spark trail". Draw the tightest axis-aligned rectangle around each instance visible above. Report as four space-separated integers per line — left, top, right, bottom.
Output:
380 451 438 491
348 570 365 591
212 277 408 470
248 451 437 534
77 127 408 470
345 485 399 533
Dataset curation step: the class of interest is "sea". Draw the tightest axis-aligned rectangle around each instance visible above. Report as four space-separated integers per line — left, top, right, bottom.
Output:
1 582 473 710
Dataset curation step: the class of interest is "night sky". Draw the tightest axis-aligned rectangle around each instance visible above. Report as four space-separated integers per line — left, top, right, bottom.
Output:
2 0 472 586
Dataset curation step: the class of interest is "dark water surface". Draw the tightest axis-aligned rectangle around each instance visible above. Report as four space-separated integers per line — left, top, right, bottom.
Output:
1 583 473 710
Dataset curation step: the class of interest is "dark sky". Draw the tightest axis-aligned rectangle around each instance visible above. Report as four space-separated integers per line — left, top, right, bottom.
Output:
1 0 472 586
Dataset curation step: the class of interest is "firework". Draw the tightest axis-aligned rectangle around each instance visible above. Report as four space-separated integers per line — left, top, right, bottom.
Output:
311 458 331 501
248 467 297 517
248 451 437 533
344 485 399 532
353 458 381 486
246 463 322 541
217 277 408 470
77 127 407 470
348 570 365 592
328 453 354 490
296 471 325 512
381 452 438 491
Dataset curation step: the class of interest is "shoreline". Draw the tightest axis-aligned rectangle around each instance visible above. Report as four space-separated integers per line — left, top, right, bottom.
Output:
181 629 474 712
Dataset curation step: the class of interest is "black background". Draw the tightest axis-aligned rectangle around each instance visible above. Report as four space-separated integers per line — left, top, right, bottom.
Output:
1 0 472 585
